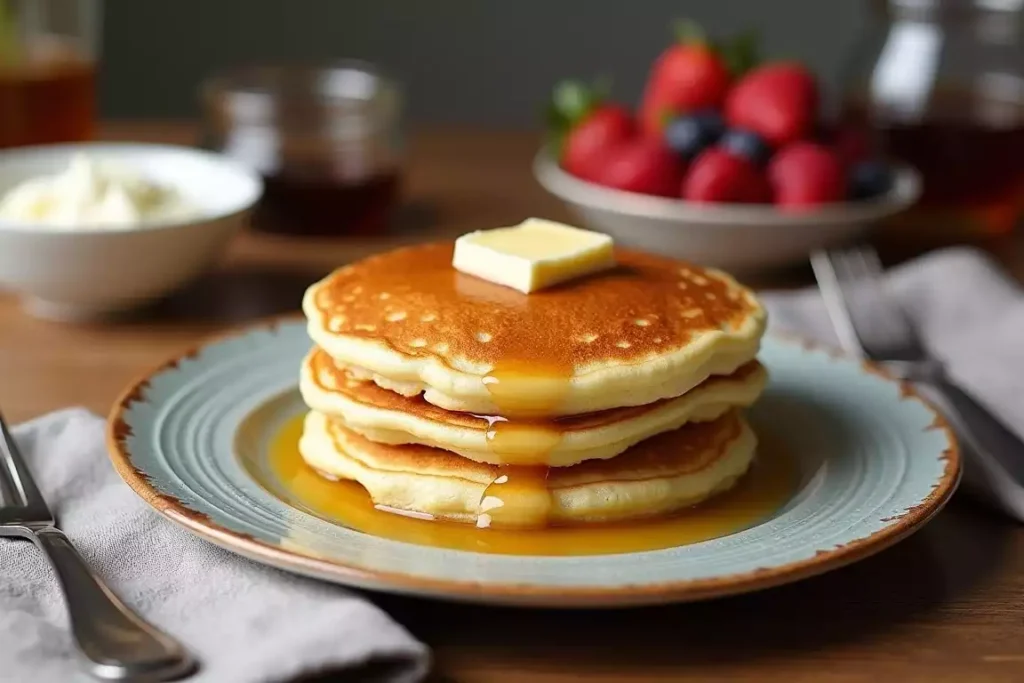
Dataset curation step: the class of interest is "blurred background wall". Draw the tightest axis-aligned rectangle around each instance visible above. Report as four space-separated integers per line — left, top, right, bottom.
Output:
100 0 867 126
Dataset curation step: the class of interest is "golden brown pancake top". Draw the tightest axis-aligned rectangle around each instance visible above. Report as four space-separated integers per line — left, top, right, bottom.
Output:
310 242 759 374
309 346 762 433
323 409 744 486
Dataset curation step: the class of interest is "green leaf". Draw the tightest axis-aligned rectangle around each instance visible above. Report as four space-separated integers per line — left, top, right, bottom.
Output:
543 100 564 131
591 74 613 103
0 1 21 66
545 127 567 161
709 29 761 78
725 29 761 77
551 80 597 126
541 101 567 160
658 107 682 128
672 18 707 46
545 77 612 129
542 76 616 159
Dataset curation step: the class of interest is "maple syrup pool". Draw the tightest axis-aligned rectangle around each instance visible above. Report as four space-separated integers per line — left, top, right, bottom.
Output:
238 402 799 557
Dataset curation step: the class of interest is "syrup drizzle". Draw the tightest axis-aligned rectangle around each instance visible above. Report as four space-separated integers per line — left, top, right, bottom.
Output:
477 359 573 528
260 413 799 556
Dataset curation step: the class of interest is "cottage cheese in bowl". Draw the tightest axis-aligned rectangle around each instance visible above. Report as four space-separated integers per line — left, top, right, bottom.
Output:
0 142 262 321
0 154 198 228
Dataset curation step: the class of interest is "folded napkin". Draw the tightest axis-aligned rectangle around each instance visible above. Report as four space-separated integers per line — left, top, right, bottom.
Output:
762 246 1024 517
0 409 430 683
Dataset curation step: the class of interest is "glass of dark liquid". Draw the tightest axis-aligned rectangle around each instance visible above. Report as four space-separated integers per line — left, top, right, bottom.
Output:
0 0 98 149
202 62 402 236
842 0 1024 242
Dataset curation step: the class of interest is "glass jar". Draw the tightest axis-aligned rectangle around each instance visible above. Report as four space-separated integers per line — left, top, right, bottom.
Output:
0 0 100 148
202 62 403 237
841 0 1024 240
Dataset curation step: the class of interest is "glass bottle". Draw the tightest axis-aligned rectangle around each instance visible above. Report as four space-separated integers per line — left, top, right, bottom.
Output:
842 0 1024 240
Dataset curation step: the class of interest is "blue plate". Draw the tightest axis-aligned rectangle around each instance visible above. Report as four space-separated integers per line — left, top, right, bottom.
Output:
108 319 959 607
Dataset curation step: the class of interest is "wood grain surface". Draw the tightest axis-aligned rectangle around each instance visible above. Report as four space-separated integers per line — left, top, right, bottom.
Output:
2 123 1023 683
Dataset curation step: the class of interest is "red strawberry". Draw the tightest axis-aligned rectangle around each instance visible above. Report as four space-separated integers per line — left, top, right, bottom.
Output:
592 138 682 196
638 22 732 138
725 62 818 146
682 147 772 203
562 105 635 181
768 142 846 209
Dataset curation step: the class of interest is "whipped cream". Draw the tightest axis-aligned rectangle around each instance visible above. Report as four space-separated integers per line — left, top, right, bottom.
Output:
0 154 198 228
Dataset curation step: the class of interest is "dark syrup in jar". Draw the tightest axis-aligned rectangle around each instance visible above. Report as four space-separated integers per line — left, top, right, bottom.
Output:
252 170 400 236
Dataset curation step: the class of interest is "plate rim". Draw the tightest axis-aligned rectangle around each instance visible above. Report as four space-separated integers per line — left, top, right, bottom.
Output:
105 316 961 607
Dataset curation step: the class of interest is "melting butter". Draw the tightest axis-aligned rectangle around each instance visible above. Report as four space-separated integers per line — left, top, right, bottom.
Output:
452 218 615 293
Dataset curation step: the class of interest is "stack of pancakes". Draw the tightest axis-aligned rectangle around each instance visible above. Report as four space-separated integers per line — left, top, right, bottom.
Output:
299 242 768 528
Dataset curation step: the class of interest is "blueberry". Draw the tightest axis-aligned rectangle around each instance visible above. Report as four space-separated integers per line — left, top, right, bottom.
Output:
848 161 893 200
719 128 772 165
664 110 725 160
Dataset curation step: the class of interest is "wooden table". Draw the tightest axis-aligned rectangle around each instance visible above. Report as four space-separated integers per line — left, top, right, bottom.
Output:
3 123 1024 683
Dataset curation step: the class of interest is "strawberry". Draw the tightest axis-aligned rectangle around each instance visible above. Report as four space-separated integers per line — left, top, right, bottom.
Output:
591 138 682 196
562 105 635 181
638 21 736 138
546 79 635 181
682 147 772 203
725 62 818 146
768 142 846 209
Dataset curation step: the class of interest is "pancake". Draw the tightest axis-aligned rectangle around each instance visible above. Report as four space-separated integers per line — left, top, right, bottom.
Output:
298 409 757 528
303 242 766 417
300 346 767 467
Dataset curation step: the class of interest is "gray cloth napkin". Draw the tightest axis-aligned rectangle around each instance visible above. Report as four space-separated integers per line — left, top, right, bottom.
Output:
762 246 1024 516
0 409 430 683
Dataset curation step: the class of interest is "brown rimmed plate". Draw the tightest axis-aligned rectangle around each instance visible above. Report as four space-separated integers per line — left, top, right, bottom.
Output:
107 320 959 607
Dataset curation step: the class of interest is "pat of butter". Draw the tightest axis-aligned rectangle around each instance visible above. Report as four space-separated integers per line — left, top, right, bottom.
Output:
452 218 615 293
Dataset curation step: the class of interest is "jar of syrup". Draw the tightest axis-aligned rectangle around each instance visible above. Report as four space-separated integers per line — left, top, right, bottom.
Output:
842 0 1024 240
202 62 402 236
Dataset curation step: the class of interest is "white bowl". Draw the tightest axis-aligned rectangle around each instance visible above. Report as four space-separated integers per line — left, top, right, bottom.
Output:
533 151 921 273
0 143 262 321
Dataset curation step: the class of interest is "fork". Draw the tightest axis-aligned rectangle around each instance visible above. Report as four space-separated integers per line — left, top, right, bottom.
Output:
0 412 195 681
810 246 1024 520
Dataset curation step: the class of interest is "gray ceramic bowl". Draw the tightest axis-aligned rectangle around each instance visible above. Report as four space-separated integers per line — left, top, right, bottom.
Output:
533 151 921 273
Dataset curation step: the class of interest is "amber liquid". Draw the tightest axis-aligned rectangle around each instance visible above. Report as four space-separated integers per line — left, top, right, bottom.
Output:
0 56 95 148
267 414 799 556
475 359 574 526
846 94 1024 238
252 170 400 236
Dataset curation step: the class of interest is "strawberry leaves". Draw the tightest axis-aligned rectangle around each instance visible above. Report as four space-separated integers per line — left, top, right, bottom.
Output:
718 30 760 78
672 19 761 78
672 19 709 46
545 78 612 158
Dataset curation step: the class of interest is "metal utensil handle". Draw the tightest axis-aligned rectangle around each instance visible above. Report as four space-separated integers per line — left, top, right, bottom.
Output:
32 527 195 681
933 378 1024 488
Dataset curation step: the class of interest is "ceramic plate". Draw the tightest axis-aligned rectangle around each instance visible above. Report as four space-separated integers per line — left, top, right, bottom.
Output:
107 319 959 607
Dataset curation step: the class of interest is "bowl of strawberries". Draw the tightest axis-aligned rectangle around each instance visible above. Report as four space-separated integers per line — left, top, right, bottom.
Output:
534 22 920 272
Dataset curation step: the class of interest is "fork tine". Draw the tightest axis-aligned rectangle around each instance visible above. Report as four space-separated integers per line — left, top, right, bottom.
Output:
858 244 885 278
0 413 23 506
0 428 19 507
837 244 883 281
820 245 927 361
809 249 867 357
0 412 52 519
847 246 922 344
